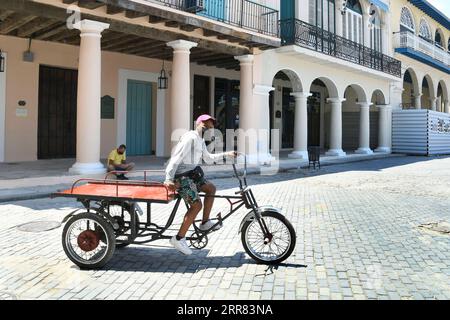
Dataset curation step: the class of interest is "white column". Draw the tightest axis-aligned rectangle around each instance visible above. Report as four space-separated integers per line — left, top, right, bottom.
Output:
382 13 392 56
335 1 343 37
234 55 255 158
430 97 437 111
326 98 346 157
414 94 422 109
69 20 109 175
375 105 392 153
363 13 371 48
167 40 197 138
254 84 275 164
355 102 373 154
289 92 311 160
445 100 449 114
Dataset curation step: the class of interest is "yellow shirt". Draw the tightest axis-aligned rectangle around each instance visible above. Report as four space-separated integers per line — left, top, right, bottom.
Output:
108 149 126 166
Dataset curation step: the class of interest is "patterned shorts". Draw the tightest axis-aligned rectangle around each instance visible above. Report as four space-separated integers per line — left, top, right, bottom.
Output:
174 175 208 205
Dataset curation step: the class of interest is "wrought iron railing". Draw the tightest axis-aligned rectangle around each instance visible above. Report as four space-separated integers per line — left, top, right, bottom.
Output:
146 0 279 37
279 19 402 78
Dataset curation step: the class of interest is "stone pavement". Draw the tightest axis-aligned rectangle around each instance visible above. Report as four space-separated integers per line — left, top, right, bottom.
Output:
0 151 396 202
0 156 449 300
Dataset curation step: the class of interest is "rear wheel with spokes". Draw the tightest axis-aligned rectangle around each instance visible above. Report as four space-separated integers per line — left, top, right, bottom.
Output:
62 212 116 269
241 211 296 265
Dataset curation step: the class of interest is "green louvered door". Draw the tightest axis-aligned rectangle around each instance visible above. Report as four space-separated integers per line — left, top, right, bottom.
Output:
126 80 152 156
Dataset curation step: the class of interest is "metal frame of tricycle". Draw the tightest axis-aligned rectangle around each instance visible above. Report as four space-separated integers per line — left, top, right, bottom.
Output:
52 168 267 247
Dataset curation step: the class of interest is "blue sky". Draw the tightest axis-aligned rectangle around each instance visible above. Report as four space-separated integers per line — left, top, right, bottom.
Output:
427 0 450 18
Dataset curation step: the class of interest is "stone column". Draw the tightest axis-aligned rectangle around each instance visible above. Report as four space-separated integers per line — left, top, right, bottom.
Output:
234 55 254 158
382 12 392 55
289 92 311 160
363 13 371 47
167 40 197 139
69 20 109 175
335 0 344 37
355 102 373 154
444 100 449 114
375 105 392 153
414 94 422 109
325 98 346 157
253 84 275 164
430 97 437 111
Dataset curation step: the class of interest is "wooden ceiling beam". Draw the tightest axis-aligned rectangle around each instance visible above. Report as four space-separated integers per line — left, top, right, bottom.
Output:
34 23 68 40
106 4 124 15
125 10 147 19
16 17 57 38
77 0 106 10
0 14 37 34
0 0 250 56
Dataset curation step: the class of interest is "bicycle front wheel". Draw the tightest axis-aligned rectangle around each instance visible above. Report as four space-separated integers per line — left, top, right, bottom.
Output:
241 211 296 264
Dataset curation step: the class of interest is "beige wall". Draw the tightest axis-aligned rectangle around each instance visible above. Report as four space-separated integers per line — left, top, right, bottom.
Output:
0 35 169 162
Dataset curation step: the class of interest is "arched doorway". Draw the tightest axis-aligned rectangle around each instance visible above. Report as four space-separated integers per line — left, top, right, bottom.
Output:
270 70 303 153
402 68 419 109
421 75 435 110
308 77 342 156
437 81 449 113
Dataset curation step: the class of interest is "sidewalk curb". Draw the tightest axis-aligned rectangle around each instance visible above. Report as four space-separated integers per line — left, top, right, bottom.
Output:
0 153 401 203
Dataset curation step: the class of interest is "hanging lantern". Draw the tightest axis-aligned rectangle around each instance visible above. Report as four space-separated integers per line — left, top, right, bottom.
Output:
0 50 5 73
158 60 168 90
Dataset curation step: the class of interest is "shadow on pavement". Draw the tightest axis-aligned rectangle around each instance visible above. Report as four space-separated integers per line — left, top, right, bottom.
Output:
98 246 307 273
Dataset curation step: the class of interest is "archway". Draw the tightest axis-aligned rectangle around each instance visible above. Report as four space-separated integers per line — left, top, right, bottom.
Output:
437 81 449 113
308 77 343 156
270 70 303 153
402 68 419 109
371 90 386 150
421 75 435 110
435 29 445 49
342 84 369 152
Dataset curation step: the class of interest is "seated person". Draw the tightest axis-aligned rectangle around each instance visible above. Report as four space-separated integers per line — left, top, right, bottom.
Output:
107 144 135 180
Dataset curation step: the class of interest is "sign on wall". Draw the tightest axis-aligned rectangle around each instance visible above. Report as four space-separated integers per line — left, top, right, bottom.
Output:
101 95 115 119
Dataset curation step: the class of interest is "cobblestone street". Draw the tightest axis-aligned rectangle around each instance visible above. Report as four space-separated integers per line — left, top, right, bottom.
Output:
0 156 450 300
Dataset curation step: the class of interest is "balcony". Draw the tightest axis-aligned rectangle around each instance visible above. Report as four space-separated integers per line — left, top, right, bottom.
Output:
394 31 450 74
146 0 279 37
279 19 402 78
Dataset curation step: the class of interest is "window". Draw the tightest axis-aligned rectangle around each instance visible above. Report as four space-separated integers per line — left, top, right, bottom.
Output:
309 0 336 33
343 0 362 43
435 30 444 49
419 19 432 40
400 7 415 32
370 15 382 52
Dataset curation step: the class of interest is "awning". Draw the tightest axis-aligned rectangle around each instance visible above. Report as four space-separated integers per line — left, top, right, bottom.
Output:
370 0 389 12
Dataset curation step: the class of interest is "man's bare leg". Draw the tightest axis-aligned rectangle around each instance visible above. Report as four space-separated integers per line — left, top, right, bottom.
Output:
178 200 203 238
199 183 216 224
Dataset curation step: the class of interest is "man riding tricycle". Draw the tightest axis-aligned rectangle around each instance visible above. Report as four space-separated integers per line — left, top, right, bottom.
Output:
52 115 296 269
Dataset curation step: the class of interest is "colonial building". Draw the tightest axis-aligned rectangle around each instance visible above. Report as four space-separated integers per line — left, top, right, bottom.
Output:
0 0 448 172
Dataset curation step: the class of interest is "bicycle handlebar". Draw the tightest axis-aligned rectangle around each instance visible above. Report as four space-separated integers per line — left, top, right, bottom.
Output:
232 153 247 191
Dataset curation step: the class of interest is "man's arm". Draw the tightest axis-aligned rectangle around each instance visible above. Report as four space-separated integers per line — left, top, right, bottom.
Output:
202 141 232 164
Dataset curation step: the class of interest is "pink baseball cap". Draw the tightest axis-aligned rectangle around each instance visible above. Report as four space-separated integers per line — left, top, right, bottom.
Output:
196 114 216 126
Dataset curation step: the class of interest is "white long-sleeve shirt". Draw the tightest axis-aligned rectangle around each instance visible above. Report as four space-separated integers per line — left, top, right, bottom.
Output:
165 130 226 182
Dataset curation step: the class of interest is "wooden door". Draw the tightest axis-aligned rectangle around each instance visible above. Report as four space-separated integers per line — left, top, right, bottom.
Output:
38 65 77 159
126 80 152 156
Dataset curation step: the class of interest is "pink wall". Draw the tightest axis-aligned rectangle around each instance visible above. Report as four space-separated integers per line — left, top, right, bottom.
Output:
0 35 166 162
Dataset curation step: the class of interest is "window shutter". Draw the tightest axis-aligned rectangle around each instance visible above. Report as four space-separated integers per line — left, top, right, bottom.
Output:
309 0 316 25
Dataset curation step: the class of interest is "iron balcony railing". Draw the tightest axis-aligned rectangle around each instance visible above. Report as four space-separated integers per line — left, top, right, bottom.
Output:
279 19 402 78
394 31 450 67
146 0 279 37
